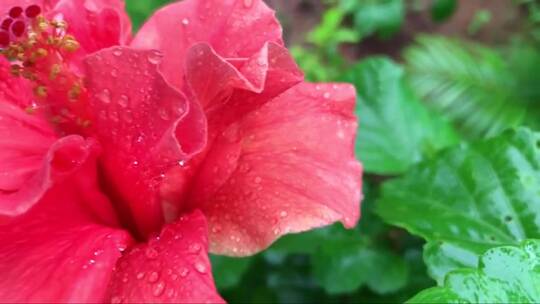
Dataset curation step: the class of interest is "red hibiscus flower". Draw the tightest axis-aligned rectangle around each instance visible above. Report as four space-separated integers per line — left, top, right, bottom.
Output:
0 0 362 302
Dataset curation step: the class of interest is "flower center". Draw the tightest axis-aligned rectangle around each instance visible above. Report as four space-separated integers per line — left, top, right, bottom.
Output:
1 5 90 133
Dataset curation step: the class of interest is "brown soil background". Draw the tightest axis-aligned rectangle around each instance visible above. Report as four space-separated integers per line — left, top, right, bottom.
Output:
265 0 524 59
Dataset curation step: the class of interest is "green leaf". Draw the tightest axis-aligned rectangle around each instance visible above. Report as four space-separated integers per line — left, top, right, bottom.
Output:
404 36 529 138
211 255 254 290
365 250 410 295
270 182 412 295
126 0 172 31
408 240 540 303
431 0 457 22
342 57 459 175
308 8 349 47
312 239 374 294
468 10 492 35
352 0 405 39
313 241 410 295
378 128 540 281
269 224 348 255
290 46 331 82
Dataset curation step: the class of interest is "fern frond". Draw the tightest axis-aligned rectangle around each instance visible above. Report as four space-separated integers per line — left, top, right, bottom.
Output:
404 36 534 138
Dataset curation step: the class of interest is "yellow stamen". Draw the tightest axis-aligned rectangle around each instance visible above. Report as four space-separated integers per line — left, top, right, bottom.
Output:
34 86 48 98
25 106 36 114
68 83 82 101
62 36 79 52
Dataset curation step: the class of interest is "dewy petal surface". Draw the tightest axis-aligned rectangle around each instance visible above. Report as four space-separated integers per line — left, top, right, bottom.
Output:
52 0 132 55
187 83 363 256
0 149 132 303
0 58 33 109
0 101 112 219
107 210 224 304
84 47 207 236
184 42 303 111
131 0 283 89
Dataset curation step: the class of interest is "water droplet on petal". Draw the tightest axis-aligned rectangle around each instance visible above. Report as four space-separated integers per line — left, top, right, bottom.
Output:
166 288 175 298
181 18 190 26
280 211 288 218
254 176 262 183
113 48 123 57
153 281 166 297
188 243 201 253
97 89 111 104
147 271 159 283
323 92 331 99
180 267 189 277
111 69 118 77
118 95 130 108
211 224 222 233
158 108 170 121
145 247 159 259
194 261 206 274
147 50 163 65
136 272 145 280
243 0 253 8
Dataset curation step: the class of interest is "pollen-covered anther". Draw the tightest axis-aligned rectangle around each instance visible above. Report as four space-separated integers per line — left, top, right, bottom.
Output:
49 64 61 80
1 4 91 132
68 82 83 101
1 4 84 98
61 35 79 52
34 85 47 98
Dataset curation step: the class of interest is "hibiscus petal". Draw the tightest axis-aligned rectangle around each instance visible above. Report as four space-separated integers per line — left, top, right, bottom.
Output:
52 0 131 55
185 42 303 110
158 41 304 225
131 0 283 89
84 47 207 236
0 156 132 303
0 58 33 109
187 83 363 256
107 210 224 303
0 102 115 220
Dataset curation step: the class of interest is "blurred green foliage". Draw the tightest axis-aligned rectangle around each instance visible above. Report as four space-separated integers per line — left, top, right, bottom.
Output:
126 0 540 302
431 0 457 22
343 57 459 174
